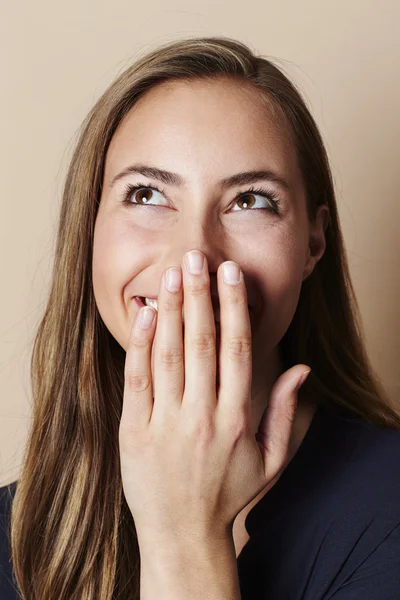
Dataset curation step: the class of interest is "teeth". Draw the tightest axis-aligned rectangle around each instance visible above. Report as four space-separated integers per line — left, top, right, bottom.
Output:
142 298 249 326
144 297 186 323
143 297 221 325
143 297 158 310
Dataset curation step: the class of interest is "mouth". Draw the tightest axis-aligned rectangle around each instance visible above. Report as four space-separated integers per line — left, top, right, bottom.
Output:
133 296 253 327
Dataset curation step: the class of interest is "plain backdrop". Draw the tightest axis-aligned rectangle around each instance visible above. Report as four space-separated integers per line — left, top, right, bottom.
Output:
1 0 399 487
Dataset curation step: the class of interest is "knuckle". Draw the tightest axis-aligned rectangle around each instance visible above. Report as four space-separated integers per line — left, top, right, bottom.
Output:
159 345 184 371
189 280 209 297
131 335 151 350
125 371 152 393
161 295 181 313
268 433 287 457
187 414 215 443
275 402 296 428
227 335 252 360
119 422 151 452
226 289 247 307
226 413 248 440
189 331 216 358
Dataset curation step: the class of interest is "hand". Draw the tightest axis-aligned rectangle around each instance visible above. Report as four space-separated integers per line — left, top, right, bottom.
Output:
119 249 311 541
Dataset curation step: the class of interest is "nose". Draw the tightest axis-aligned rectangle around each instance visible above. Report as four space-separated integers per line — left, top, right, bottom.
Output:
166 235 226 299
160 220 258 312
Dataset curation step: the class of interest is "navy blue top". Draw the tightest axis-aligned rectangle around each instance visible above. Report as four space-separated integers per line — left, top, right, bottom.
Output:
1 402 400 599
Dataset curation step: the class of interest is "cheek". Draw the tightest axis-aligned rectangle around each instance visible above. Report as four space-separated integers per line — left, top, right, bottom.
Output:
92 217 136 334
93 224 119 302
254 235 306 347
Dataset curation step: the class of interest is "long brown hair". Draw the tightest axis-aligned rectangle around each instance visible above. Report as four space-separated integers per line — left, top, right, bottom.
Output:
10 35 400 600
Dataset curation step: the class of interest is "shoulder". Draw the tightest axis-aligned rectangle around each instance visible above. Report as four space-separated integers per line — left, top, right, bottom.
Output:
0 481 17 540
307 407 400 530
0 481 17 513
332 412 400 506
306 411 400 597
239 409 400 599
0 481 21 600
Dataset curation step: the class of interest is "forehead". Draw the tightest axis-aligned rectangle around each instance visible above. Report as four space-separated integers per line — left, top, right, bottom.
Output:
104 77 300 186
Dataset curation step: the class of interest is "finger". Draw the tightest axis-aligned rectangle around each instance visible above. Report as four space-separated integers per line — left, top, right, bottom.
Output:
152 266 184 425
121 306 157 434
182 250 217 413
216 261 252 419
256 366 311 477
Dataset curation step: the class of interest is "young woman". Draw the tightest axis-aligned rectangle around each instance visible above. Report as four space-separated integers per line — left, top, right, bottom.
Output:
1 36 399 600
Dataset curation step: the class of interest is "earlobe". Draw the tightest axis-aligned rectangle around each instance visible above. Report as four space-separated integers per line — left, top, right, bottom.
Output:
302 250 314 281
302 204 330 281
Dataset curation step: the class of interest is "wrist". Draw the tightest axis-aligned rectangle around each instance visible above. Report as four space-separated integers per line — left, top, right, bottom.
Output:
137 525 234 564
138 530 239 600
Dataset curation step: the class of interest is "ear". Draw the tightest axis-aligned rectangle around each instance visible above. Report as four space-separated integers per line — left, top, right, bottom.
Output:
302 204 330 281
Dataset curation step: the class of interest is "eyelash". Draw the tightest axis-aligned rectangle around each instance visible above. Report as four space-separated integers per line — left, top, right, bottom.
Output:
120 182 281 215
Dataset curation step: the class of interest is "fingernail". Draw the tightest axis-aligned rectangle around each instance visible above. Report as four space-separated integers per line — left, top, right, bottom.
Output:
165 267 182 292
223 261 241 285
296 369 311 391
138 306 155 329
185 250 204 274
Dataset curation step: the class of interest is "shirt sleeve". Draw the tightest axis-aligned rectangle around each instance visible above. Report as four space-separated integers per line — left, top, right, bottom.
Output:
328 521 400 600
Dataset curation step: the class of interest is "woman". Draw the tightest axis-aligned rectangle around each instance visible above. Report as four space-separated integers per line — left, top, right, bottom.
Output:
1 36 399 600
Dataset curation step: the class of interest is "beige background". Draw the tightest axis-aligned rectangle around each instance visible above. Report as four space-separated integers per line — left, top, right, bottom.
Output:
1 0 399 487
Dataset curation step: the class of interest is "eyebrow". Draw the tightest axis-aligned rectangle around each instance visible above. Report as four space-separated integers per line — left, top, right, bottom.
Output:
109 163 292 192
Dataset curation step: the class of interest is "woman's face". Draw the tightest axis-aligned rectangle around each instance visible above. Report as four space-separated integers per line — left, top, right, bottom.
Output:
93 77 328 420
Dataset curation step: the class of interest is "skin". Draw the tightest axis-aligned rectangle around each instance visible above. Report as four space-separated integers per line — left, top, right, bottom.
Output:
92 77 329 559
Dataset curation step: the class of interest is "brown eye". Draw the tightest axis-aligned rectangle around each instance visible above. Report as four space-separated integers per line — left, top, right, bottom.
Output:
231 187 281 214
135 188 154 205
121 183 168 207
236 194 256 210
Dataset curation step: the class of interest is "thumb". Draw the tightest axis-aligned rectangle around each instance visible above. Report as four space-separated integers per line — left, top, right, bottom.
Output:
255 365 311 478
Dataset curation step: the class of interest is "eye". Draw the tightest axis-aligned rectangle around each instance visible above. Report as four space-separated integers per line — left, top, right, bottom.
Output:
121 182 167 207
120 183 281 215
231 187 281 215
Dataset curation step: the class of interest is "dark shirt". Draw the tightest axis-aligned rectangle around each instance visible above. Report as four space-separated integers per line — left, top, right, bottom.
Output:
0 480 20 599
1 402 400 599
